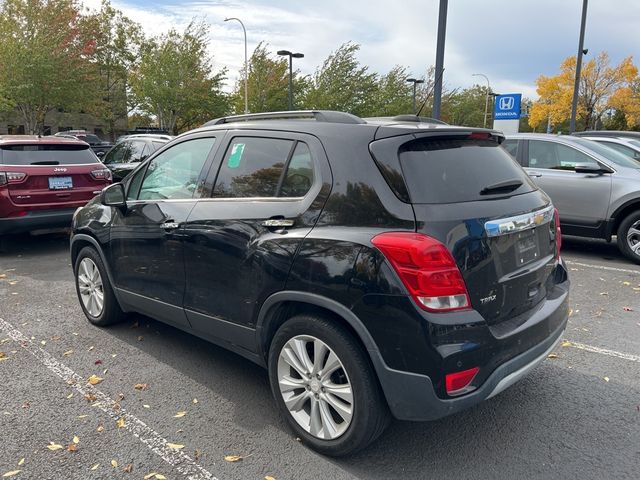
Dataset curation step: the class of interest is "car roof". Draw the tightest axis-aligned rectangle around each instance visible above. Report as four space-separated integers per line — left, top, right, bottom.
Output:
0 135 88 146
572 130 640 139
123 134 173 141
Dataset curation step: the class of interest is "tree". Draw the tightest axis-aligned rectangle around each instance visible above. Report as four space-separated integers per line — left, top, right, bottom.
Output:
608 76 640 129
303 42 378 117
0 0 96 134
442 85 487 127
229 43 308 114
82 0 143 140
130 21 228 134
367 65 413 116
529 52 637 131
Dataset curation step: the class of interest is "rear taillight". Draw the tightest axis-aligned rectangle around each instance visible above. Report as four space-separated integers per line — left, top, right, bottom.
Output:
445 367 479 396
371 232 471 312
91 168 112 181
0 172 27 185
554 208 562 258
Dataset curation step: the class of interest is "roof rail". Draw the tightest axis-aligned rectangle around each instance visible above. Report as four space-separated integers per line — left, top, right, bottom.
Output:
391 115 448 125
204 110 366 126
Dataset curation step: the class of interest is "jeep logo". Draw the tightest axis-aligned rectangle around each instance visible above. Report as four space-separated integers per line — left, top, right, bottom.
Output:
53 167 68 172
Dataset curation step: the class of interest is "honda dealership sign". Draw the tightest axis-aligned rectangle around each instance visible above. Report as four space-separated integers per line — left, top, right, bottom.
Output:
493 93 522 134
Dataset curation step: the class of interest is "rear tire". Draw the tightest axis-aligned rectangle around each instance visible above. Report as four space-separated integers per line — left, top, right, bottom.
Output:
268 314 390 456
74 246 125 326
616 212 640 264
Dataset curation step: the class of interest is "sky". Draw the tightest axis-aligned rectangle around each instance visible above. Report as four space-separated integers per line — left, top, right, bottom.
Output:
84 0 640 99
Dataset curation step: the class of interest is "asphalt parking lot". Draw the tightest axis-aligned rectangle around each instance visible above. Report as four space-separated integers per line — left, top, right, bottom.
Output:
1 232 639 480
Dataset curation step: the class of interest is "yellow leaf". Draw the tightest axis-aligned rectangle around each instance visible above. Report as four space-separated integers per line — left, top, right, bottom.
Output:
96 425 104 433
17 460 24 467
116 417 125 428
192 398 198 404
88 375 103 385
144 473 158 479
88 346 94 351
604 376 610 382
561 340 571 347
47 443 63 451
155 475 167 480
77 415 88 419
166 443 184 450
547 353 558 359
134 383 148 391
66 393 73 399
2 470 21 477
224 455 243 462
67 443 77 452
111 460 118 468
265 476 276 480
173 411 187 418
40 340 46 346
143 404 150 409
85 394 97 402
73 436 79 444
623 281 631 286
90 464 99 471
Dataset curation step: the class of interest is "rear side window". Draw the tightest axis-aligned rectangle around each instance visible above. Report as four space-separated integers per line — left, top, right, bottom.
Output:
528 140 599 170
502 139 519 159
0 144 97 165
399 138 535 204
212 137 314 198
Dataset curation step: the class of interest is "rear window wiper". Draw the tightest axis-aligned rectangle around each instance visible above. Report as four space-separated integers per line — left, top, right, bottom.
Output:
30 161 60 165
480 179 523 195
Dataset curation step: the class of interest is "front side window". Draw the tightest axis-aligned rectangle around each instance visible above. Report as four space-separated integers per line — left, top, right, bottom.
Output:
129 141 148 162
103 142 131 165
213 137 314 198
137 137 216 200
528 140 599 170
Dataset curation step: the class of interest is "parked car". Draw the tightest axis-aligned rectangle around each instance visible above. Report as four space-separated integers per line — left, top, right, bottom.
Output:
572 130 640 140
54 130 113 158
102 135 172 181
580 135 640 162
0 135 111 237
71 110 569 456
504 133 640 263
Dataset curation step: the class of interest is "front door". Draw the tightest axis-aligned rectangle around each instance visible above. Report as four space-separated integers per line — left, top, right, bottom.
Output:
525 139 612 228
109 135 218 327
181 132 331 350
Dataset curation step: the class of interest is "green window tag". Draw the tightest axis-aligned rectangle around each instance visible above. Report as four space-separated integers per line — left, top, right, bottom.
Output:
227 143 245 168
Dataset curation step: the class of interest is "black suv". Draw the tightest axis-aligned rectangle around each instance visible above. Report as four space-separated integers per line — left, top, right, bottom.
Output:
102 135 172 182
70 111 569 456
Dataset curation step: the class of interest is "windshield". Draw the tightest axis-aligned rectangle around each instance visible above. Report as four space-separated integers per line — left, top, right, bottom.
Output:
629 139 640 149
571 138 640 168
0 144 97 165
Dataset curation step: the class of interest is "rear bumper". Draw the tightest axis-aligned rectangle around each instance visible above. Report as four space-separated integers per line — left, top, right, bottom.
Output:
0 208 77 235
369 271 570 421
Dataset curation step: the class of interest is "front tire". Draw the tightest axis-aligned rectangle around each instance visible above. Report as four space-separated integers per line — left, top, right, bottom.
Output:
268 314 389 456
74 246 125 326
617 212 640 264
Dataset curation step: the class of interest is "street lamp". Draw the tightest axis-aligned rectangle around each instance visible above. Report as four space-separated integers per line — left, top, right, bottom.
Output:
472 73 491 128
224 17 249 114
277 50 304 110
406 78 425 114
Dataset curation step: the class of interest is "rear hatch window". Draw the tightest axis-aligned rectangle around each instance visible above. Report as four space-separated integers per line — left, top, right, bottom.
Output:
398 137 535 204
0 144 97 165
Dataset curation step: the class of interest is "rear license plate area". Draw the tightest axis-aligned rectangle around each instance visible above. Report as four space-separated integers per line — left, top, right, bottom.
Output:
515 229 539 266
48 176 73 190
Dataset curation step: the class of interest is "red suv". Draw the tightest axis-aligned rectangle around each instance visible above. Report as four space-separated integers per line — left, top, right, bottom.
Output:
0 135 111 235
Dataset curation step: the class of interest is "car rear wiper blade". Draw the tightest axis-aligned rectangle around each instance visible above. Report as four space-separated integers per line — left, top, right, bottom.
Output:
30 161 59 165
480 179 523 195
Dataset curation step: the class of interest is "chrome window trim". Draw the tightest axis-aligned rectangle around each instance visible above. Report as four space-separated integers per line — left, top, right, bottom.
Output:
485 205 554 237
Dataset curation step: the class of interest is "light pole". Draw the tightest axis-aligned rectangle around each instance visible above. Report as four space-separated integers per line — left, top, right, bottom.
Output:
472 73 491 128
569 0 588 133
224 17 249 114
277 50 304 110
406 78 425 114
432 0 448 119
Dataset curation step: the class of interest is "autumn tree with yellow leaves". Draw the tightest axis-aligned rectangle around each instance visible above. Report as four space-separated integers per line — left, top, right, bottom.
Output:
529 52 639 131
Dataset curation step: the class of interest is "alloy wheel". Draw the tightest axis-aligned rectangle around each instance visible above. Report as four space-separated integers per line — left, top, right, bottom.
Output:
77 257 105 317
626 220 640 256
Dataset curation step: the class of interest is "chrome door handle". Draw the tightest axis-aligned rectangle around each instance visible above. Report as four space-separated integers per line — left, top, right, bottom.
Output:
161 222 180 231
260 219 294 228
528 171 543 178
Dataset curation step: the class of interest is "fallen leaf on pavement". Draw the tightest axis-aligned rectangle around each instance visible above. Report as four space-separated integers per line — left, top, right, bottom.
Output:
95 359 103 365
265 476 276 480
85 394 97 402
2 470 21 477
73 436 79 444
68 443 77 452
47 443 63 451
604 376 610 382
137 336 143 342
17 460 24 467
547 353 558 359
192 398 198 404
66 393 73 399
623 306 634 311
623 281 631 286
88 346 94 351
96 424 104 433
166 443 184 450
90 464 99 471
88 375 103 385
123 464 133 473
116 417 125 428
561 340 571 347
40 340 46 346
63 350 73 356
143 404 150 409
144 473 166 479
134 383 148 391
77 415 88 419
194 449 201 461
111 460 118 468
224 455 243 462
173 411 186 418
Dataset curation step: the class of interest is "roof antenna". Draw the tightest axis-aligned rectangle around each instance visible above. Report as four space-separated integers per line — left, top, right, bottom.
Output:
416 68 445 118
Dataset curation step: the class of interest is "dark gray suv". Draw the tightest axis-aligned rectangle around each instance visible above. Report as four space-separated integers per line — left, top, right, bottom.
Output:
505 133 640 263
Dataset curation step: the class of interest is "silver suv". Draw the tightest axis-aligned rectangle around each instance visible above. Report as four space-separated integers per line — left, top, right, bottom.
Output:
504 133 640 263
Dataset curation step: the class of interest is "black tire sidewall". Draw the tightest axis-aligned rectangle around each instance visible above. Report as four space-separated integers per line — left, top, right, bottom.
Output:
268 314 388 456
617 212 640 264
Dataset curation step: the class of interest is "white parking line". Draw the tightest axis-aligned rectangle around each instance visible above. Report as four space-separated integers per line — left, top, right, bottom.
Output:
567 341 640 364
565 260 640 275
0 318 217 480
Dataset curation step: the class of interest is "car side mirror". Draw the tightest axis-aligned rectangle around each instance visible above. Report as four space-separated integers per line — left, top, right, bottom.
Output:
574 163 606 174
96 151 105 158
101 183 126 207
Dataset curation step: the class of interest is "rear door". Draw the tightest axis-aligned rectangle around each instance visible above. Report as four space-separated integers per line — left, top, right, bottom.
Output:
181 131 331 346
1 143 107 209
524 139 612 227
372 133 558 325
